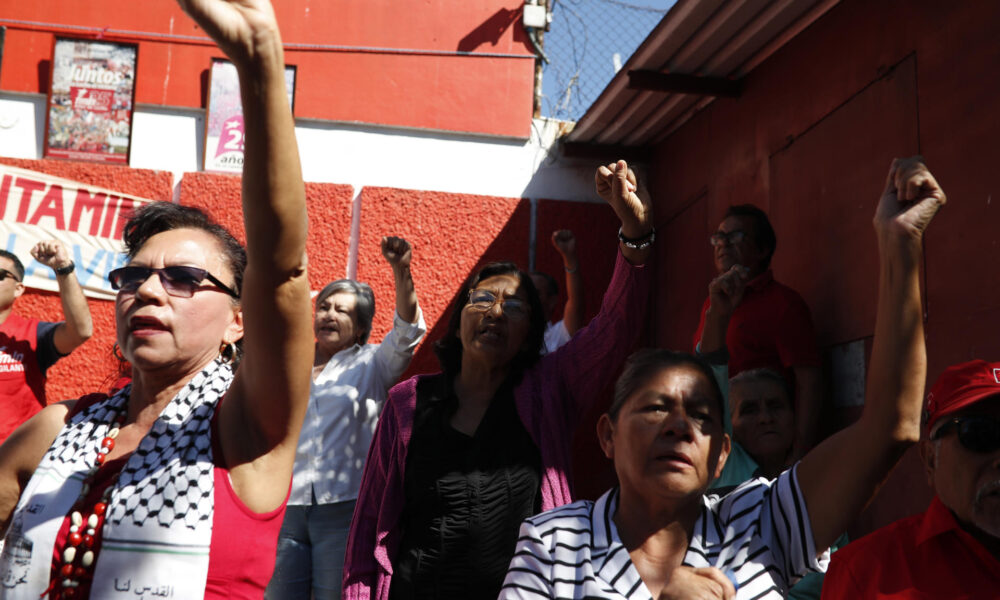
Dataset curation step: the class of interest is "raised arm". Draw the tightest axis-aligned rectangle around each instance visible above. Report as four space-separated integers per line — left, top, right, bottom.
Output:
551 230 585 335
31 240 93 354
382 236 418 324
595 160 653 266
176 0 313 511
546 160 653 418
798 157 945 552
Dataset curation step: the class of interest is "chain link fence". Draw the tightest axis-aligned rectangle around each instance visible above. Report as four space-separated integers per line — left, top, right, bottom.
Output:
539 0 673 122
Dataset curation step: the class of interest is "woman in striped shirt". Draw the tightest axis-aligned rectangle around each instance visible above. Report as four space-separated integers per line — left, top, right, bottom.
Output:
501 157 946 599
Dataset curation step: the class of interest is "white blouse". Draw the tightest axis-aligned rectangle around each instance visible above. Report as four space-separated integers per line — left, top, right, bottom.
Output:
289 309 426 506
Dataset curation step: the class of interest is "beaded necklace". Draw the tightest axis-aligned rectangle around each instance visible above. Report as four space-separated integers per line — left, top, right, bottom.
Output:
49 404 126 598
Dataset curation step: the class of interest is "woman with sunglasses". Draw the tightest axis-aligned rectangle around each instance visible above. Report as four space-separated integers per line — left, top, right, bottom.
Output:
343 161 654 600
0 0 313 597
498 157 946 600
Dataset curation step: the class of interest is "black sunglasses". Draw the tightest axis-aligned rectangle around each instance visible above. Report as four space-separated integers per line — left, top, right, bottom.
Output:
931 415 1000 453
0 268 20 282
108 266 239 299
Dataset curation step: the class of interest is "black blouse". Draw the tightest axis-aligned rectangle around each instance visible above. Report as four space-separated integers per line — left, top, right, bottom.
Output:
389 373 542 600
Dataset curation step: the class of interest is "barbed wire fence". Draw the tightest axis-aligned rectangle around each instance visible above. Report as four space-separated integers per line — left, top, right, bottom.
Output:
539 0 672 122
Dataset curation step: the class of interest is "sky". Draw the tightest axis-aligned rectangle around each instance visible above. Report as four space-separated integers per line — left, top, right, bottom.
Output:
539 0 678 121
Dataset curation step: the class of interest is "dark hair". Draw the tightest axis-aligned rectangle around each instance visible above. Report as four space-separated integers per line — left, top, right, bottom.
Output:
0 250 25 281
607 349 724 422
123 202 247 297
433 262 546 380
121 201 247 364
729 368 793 410
531 271 559 298
315 279 376 345
724 204 776 269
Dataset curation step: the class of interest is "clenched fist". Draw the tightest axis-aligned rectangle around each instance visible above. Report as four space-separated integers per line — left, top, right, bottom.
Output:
551 230 576 260
595 160 653 240
31 240 72 271
874 156 946 243
381 236 412 269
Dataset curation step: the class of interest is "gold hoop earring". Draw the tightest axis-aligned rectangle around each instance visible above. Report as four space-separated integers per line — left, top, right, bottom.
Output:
219 341 237 364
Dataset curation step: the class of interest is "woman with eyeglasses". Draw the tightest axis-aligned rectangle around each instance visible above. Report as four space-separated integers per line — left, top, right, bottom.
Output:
342 161 655 600
0 0 313 597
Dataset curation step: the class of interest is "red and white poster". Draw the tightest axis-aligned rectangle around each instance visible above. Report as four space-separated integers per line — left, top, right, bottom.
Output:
0 164 152 300
44 38 138 164
204 59 296 173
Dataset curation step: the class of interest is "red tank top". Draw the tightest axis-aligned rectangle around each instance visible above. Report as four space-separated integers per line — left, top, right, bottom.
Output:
0 313 47 441
48 393 288 599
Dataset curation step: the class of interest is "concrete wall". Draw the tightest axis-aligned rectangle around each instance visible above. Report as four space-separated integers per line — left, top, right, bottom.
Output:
1 0 536 137
645 0 1000 532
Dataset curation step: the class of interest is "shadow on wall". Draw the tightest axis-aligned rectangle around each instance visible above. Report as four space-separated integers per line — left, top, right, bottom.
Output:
456 8 525 53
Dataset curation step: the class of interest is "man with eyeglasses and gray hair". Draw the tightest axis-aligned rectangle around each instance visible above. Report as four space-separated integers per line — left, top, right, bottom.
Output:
822 360 1000 597
0 241 93 442
693 204 822 461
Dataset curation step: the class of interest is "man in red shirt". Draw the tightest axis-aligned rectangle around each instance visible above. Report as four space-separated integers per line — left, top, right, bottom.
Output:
693 204 822 457
822 360 1000 598
0 241 93 440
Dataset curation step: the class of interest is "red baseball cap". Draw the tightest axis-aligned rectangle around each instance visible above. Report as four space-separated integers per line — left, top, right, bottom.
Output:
925 360 1000 433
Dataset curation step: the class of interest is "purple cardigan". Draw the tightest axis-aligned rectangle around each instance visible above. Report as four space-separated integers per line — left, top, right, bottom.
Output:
342 250 651 600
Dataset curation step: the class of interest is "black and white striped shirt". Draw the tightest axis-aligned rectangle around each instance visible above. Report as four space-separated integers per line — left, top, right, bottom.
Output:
499 465 828 599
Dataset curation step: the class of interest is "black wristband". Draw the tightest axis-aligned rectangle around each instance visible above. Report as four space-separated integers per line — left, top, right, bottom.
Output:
618 227 656 250
54 262 75 276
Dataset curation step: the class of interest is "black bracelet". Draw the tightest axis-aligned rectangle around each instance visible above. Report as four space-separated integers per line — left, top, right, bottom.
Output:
55 262 75 276
618 227 656 250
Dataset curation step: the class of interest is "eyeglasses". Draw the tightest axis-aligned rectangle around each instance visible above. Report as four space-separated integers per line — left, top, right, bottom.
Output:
931 415 1000 453
108 266 239 299
0 269 20 282
466 289 529 319
709 230 747 247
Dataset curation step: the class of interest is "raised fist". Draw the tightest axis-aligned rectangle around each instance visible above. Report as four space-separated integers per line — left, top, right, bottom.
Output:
381 236 412 269
30 240 72 271
551 230 576 259
874 156 946 242
595 160 652 239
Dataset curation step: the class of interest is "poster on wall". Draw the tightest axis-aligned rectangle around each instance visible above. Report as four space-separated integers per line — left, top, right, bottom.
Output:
43 37 138 165
0 163 151 300
204 59 296 173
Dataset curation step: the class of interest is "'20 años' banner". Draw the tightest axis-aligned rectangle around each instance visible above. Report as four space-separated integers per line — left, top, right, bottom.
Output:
0 164 152 300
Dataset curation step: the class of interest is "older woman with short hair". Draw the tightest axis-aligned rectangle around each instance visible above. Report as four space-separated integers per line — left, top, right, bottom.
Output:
268 237 425 600
501 157 946 599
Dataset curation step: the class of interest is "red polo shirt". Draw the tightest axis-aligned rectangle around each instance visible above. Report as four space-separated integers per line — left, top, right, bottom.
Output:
822 496 1000 598
693 270 820 378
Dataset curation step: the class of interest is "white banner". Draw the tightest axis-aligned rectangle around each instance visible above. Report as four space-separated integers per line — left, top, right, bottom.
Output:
0 164 152 300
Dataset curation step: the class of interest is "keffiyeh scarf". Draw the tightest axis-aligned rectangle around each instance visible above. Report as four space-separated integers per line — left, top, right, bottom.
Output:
0 359 233 599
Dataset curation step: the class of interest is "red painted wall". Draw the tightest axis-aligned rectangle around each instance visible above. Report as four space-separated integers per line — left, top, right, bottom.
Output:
645 0 1000 532
1 1 535 137
176 172 355 293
